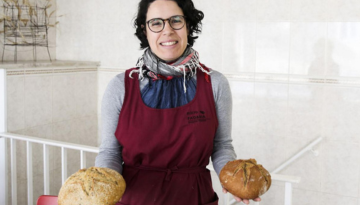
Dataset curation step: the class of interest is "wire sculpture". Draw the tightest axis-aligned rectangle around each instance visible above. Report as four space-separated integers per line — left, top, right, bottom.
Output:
1 1 54 62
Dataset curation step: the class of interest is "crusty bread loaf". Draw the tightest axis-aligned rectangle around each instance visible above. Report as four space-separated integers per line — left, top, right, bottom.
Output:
219 159 271 199
58 167 126 205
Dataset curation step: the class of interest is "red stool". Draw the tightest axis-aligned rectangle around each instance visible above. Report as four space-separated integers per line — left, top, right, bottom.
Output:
37 195 125 204
37 195 58 205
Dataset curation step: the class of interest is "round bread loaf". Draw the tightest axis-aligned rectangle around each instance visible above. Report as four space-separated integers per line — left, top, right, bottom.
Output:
220 159 271 199
58 167 126 205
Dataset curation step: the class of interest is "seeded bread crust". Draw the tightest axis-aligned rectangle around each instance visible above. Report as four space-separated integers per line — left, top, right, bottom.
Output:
58 167 126 205
219 159 271 199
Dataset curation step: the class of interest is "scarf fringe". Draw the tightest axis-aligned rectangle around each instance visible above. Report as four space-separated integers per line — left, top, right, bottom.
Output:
130 48 211 93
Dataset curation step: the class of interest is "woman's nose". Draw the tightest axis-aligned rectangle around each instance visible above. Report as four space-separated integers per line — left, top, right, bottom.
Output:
162 20 174 34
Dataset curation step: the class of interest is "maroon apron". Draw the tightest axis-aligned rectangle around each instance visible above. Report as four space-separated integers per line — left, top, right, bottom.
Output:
115 67 219 205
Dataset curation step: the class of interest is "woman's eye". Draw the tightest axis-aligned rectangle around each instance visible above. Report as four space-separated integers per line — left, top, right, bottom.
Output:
151 20 162 27
171 19 181 24
171 16 183 24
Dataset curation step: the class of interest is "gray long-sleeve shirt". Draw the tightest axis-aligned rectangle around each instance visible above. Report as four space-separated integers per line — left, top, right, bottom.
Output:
95 69 236 176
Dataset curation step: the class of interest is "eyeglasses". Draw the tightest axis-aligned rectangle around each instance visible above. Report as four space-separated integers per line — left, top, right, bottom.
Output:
146 15 186 33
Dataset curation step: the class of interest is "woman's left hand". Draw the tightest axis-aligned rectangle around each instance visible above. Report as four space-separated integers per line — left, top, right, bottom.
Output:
222 188 261 204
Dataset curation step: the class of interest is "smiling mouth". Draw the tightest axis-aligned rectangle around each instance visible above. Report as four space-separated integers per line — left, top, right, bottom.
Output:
160 41 178 46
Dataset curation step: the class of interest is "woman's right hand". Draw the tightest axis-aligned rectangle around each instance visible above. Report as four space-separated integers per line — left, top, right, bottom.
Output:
222 188 261 204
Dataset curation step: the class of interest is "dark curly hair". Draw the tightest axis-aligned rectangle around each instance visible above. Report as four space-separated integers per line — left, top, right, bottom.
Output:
134 0 204 49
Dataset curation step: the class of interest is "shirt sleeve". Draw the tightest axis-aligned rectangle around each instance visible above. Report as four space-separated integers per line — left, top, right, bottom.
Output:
95 73 125 174
210 70 237 176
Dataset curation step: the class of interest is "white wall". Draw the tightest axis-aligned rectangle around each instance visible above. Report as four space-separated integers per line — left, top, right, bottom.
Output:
56 0 142 68
56 0 360 205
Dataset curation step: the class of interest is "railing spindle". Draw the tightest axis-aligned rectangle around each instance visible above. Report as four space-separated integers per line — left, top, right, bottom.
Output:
26 141 33 205
80 150 86 169
284 182 292 205
0 137 8 205
10 138 17 205
61 147 67 184
43 144 50 195
224 193 229 205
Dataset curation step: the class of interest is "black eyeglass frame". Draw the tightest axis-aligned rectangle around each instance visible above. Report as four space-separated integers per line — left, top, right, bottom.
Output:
146 15 186 33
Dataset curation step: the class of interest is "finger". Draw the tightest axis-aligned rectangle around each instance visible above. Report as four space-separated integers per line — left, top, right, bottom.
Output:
242 199 250 204
253 197 261 201
233 196 244 203
222 188 228 194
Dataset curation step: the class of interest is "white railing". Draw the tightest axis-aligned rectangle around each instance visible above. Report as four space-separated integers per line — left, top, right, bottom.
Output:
271 137 322 174
224 137 322 205
0 132 99 205
1 132 307 205
222 173 301 205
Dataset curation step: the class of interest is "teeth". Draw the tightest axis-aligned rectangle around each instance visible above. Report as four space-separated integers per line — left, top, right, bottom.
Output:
161 41 177 46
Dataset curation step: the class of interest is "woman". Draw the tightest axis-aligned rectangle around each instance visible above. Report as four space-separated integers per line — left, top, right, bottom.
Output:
95 0 260 204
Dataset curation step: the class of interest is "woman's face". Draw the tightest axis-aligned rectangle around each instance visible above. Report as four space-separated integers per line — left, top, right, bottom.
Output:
145 0 188 62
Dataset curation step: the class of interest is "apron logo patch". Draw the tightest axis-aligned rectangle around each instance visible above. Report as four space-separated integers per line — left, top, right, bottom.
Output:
187 111 208 124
